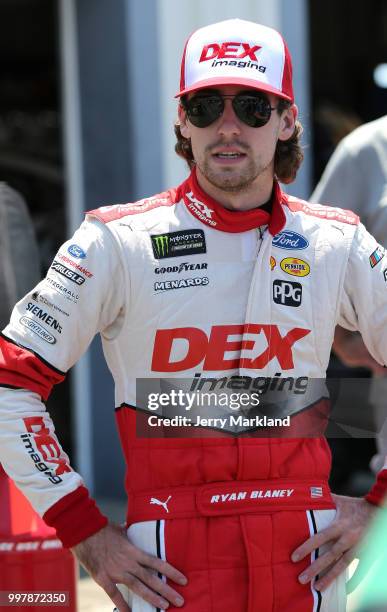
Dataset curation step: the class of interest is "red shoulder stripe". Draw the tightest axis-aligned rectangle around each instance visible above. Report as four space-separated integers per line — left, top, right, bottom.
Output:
0 335 64 401
87 189 178 224
285 198 359 226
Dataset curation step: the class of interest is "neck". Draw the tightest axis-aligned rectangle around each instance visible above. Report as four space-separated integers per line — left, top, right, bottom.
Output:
195 165 274 211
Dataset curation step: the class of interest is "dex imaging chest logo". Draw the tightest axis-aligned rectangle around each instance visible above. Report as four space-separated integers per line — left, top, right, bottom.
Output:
273 280 302 307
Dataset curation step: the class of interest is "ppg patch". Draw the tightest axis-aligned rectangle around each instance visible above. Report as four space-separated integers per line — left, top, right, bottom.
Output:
369 246 385 268
151 230 206 259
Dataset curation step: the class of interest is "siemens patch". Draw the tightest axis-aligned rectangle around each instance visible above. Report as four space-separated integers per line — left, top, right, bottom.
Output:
151 230 206 259
26 302 62 333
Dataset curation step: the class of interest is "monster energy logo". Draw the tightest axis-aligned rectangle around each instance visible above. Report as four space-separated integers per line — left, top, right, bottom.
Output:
152 235 169 257
151 230 206 260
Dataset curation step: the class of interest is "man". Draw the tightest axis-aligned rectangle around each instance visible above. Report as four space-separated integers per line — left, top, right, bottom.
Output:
311 116 387 473
0 18 386 612
0 182 40 328
311 116 387 246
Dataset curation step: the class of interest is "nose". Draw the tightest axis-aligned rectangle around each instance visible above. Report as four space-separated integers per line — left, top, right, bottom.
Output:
216 98 241 138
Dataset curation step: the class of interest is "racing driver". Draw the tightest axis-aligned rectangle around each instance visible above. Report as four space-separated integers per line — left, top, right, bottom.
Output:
0 18 387 612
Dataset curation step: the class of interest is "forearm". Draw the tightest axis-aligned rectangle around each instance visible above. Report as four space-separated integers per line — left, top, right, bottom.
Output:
0 386 107 547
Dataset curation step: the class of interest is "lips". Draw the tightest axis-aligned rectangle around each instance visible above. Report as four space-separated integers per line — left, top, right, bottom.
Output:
212 148 247 162
214 152 244 158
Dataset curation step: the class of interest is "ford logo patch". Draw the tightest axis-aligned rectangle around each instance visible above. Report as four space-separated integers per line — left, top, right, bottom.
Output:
272 231 309 250
68 244 86 259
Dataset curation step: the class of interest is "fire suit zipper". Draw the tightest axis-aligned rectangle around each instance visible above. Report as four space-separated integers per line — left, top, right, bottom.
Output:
238 229 274 482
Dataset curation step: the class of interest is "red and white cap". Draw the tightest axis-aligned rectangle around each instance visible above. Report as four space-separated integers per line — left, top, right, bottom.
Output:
177 19 294 102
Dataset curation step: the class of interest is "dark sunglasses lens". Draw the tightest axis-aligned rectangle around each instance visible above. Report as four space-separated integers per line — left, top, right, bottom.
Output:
186 96 224 127
233 95 272 127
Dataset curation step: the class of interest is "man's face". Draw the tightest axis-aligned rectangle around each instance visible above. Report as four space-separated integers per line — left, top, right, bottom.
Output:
179 85 297 194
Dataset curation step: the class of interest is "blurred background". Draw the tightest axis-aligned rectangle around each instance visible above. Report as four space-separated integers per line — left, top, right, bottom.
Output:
0 0 386 503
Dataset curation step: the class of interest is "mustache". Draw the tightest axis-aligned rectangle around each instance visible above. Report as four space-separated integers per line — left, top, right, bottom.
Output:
205 141 250 154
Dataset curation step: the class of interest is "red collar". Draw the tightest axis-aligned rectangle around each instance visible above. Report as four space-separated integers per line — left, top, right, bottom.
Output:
177 168 286 234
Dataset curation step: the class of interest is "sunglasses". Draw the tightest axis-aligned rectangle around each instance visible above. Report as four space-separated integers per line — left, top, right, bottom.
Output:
182 91 278 128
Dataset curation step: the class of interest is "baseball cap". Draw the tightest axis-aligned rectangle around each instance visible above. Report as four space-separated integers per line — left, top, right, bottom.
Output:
177 19 294 102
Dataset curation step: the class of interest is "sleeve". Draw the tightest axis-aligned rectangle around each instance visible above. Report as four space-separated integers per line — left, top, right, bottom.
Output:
310 139 364 213
338 222 387 505
0 217 125 546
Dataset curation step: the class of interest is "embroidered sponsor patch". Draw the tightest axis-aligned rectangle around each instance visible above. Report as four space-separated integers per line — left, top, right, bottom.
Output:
273 280 302 306
272 231 309 250
185 192 217 227
32 291 69 317
50 261 86 285
155 262 208 274
25 303 62 333
57 253 93 277
151 230 206 259
369 247 385 268
19 316 57 344
67 244 87 259
43 277 80 303
154 277 209 292
270 256 276 270
280 258 310 277
310 486 323 498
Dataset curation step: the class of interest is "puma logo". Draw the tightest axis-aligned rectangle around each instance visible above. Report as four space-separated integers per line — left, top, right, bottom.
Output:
150 495 172 513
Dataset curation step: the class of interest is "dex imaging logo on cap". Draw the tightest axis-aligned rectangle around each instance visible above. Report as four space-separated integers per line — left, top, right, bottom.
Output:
177 19 294 102
199 42 263 64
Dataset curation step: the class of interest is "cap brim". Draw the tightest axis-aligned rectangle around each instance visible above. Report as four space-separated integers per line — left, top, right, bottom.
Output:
175 76 293 102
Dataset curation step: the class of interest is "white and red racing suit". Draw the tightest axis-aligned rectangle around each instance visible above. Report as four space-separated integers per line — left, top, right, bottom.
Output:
0 168 386 611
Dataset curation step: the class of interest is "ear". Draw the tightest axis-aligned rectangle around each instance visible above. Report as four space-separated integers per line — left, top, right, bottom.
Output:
178 103 191 139
278 104 298 142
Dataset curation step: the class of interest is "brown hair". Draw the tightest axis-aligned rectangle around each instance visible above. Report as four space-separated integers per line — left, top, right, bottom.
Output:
174 98 304 184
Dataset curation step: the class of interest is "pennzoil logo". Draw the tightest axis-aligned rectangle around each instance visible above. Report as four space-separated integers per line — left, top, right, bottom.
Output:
151 230 206 259
280 257 310 277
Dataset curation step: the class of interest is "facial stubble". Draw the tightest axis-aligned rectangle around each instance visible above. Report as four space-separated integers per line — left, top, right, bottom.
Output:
196 146 273 193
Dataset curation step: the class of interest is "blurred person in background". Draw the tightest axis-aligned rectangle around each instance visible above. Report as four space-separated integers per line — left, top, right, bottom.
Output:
1 18 387 612
312 103 362 183
311 116 387 475
0 182 40 327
